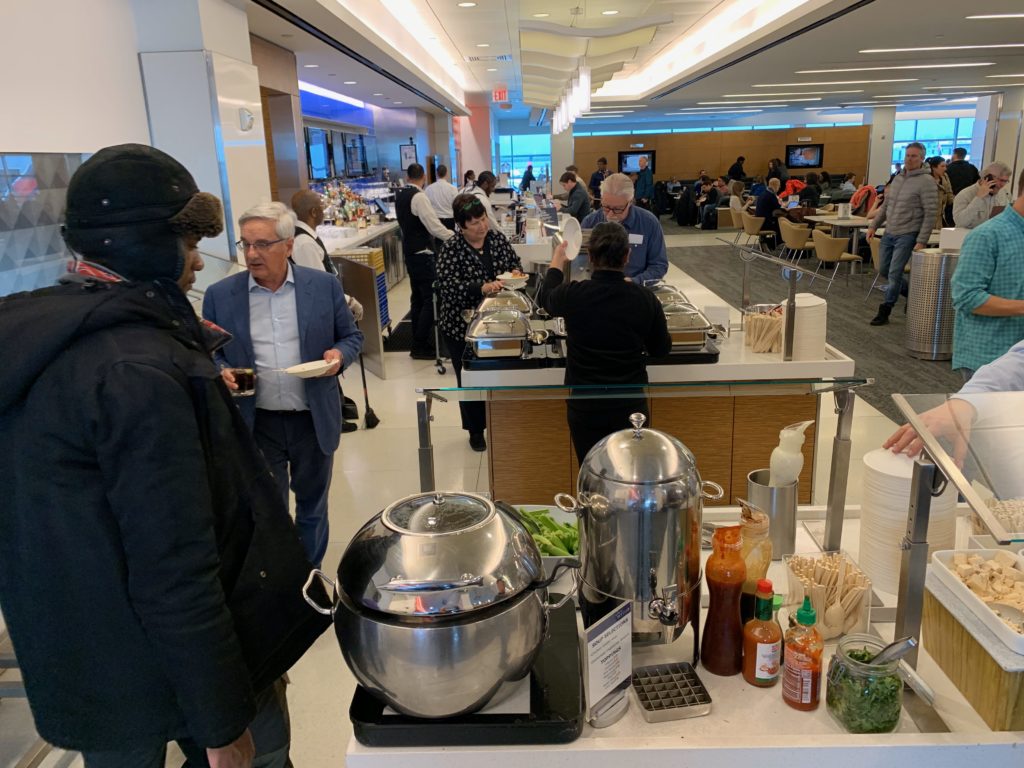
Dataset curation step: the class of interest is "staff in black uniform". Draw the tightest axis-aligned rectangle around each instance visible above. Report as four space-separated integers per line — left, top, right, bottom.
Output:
541 222 672 462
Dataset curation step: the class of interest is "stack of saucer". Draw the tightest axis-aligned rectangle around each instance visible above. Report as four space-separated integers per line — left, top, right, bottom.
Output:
859 448 958 593
781 293 827 360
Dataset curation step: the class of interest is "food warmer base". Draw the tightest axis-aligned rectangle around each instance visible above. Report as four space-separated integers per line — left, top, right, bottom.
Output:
463 342 720 371
349 598 584 747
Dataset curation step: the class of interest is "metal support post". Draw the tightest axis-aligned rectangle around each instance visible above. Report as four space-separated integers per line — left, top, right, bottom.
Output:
417 397 436 492
894 456 944 668
823 390 855 553
783 268 798 361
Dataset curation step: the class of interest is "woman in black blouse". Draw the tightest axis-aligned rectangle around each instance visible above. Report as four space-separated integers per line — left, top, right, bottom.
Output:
541 222 671 463
436 193 522 452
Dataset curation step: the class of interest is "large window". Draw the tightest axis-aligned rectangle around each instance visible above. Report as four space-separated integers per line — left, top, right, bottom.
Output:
891 117 975 166
498 133 551 188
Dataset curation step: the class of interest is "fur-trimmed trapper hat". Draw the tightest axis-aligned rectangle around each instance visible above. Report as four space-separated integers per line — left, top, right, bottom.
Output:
63 144 223 282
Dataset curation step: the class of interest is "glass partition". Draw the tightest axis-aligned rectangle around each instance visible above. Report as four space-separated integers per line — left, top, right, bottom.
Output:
893 392 1024 542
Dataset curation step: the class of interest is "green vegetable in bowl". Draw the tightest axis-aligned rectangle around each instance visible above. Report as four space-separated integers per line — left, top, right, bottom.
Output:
826 645 902 734
517 507 579 556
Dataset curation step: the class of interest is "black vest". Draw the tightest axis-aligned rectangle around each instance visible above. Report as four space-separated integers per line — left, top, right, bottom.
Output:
395 185 434 256
293 227 337 275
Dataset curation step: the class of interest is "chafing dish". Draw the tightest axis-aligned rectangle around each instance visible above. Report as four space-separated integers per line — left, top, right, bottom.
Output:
648 281 690 307
663 302 714 348
466 309 548 358
479 288 533 314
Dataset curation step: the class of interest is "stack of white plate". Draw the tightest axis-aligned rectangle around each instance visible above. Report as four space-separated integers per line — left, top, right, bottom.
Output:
781 293 827 360
859 448 958 593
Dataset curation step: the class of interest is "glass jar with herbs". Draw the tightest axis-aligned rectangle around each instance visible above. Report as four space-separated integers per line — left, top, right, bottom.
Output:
826 634 904 733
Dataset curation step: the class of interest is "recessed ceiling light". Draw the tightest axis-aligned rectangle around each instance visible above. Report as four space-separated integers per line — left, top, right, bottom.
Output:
476 43 490 48
722 90 863 96
860 44 1024 53
589 104 646 109
753 79 917 86
583 110 634 114
796 62 993 73
303 64 319 68
343 81 357 84
602 9 619 14
281 33 293 38
486 67 497 72
840 101 906 106
698 98 820 105
987 73 1024 78
533 13 549 18
578 113 625 118
924 83 1020 89
394 101 403 104
966 13 1024 19
664 109 763 115
457 2 477 7
871 94 944 99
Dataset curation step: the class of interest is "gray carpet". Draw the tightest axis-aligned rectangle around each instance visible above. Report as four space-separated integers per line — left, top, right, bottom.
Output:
665 240 963 423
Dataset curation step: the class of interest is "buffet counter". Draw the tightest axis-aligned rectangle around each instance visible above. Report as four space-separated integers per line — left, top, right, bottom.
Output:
346 515 1022 767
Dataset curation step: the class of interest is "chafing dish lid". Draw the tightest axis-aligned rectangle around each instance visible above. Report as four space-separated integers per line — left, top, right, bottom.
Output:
663 303 712 331
339 491 543 617
581 413 698 484
466 309 531 339
478 289 532 314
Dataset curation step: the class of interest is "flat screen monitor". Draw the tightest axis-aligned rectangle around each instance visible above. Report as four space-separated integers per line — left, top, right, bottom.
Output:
785 144 824 169
618 150 655 175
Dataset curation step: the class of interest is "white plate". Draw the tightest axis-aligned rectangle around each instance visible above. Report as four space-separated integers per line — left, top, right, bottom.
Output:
931 549 1024 653
282 360 337 378
562 217 582 261
497 272 528 290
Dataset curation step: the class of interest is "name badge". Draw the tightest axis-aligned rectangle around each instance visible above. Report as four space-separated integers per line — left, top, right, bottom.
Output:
628 233 644 246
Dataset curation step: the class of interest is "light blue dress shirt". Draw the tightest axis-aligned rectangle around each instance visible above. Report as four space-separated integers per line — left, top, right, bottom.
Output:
581 204 668 285
960 339 1024 395
249 265 309 411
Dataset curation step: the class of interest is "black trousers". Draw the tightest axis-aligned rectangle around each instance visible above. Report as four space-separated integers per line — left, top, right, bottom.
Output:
405 251 436 354
444 333 486 434
81 678 291 768
567 399 649 465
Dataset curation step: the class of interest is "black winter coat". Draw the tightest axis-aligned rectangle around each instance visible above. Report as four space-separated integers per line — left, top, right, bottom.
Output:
0 278 330 751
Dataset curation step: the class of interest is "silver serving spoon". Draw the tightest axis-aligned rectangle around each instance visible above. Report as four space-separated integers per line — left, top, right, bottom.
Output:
868 635 918 665
991 602 1024 627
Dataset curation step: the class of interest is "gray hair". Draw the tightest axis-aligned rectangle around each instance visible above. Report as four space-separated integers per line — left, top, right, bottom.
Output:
600 172 634 200
905 142 926 155
239 201 295 239
982 161 1012 179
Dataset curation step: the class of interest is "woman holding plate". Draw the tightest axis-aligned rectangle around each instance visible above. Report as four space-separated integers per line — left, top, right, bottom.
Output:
436 193 523 452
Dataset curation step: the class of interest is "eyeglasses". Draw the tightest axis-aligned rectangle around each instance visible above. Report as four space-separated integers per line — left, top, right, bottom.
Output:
236 238 285 253
601 203 629 214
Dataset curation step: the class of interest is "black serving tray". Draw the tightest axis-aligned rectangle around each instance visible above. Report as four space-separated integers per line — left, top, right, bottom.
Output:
648 341 720 366
349 598 584 747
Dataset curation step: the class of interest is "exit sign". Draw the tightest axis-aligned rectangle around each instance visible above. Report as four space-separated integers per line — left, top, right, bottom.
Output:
492 87 508 102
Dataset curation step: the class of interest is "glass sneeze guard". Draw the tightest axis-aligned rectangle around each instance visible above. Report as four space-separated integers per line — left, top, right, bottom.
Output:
893 392 1024 543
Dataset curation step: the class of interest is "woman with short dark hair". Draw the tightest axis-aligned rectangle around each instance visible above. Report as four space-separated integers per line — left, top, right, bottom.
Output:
541 221 671 462
799 171 822 207
460 169 476 191
436 193 522 452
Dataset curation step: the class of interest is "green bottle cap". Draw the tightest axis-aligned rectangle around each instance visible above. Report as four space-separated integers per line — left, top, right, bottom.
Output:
773 594 783 611
796 595 816 625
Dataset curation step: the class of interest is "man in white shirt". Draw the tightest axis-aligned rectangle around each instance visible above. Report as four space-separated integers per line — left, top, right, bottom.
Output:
467 170 500 231
424 163 458 231
396 163 454 359
290 189 362 431
952 161 1013 229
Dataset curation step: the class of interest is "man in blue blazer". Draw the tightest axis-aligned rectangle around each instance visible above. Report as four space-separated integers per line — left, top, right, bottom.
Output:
203 202 363 567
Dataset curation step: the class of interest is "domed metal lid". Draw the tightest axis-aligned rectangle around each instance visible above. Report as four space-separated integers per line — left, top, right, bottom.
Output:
580 413 697 484
338 492 543 617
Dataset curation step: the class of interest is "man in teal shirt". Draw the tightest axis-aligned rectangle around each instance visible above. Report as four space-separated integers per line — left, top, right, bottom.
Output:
951 171 1024 380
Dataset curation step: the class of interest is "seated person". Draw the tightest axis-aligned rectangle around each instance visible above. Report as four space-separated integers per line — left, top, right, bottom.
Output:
559 170 591 222
541 222 671 463
750 176 767 198
728 180 749 216
840 173 857 192
754 177 784 244
698 177 726 229
799 172 822 208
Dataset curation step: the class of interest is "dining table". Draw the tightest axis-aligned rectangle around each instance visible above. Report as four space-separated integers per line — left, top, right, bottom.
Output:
803 214 872 254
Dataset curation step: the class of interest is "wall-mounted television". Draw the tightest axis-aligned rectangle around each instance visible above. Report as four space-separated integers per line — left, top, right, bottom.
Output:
618 150 655 175
785 144 824 169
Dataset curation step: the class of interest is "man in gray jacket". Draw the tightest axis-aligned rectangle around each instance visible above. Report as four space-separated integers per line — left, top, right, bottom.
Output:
866 142 938 326
952 161 1012 229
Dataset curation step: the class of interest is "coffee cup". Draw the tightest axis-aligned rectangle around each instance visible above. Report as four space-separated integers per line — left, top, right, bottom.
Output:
227 367 256 397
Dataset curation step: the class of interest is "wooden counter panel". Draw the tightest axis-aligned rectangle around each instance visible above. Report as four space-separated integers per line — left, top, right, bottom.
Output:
649 396 735 506
923 590 1024 731
731 395 818 504
487 396 574 504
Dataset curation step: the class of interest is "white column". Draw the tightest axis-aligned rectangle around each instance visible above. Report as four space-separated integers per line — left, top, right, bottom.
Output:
865 106 897 186
971 95 1001 167
550 124 575 194
131 0 271 260
458 96 494 180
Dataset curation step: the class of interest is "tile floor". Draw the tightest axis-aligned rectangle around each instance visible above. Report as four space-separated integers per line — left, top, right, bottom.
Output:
0 232 901 767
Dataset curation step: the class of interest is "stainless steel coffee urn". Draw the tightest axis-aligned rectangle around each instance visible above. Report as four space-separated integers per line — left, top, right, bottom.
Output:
556 414 722 656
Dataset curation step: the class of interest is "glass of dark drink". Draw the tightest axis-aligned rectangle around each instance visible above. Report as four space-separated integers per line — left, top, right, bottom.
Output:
227 367 256 397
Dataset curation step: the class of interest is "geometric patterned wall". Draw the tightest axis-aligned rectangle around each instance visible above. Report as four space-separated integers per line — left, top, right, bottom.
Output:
0 153 84 297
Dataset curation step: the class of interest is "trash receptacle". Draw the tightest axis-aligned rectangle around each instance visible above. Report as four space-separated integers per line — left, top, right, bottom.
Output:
906 250 958 361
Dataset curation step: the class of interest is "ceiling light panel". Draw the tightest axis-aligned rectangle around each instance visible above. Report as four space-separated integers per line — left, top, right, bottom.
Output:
795 63 994 73
966 13 1024 19
722 90 864 96
698 98 820 104
987 73 1024 78
753 79 918 86
860 44 1024 53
